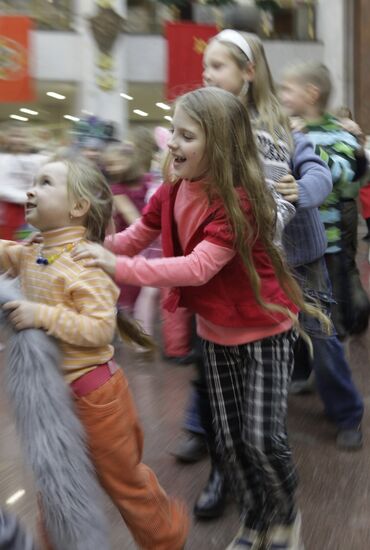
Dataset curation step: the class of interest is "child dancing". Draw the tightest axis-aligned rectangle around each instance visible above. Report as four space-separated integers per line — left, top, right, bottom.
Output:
73 87 329 549
0 154 188 550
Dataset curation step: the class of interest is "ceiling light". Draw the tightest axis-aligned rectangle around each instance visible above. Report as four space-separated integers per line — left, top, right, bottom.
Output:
20 108 38 115
6 490 26 505
64 115 80 122
133 109 148 117
156 102 171 111
46 92 66 100
81 109 94 116
10 114 28 121
164 115 172 122
120 93 133 100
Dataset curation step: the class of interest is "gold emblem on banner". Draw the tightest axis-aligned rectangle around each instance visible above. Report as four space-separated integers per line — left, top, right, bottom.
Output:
89 2 125 91
0 36 27 80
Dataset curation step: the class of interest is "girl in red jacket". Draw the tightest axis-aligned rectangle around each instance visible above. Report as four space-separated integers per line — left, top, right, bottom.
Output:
74 87 327 550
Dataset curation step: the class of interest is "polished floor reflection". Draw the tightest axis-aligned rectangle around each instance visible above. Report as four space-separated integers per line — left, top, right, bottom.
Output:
1 237 370 550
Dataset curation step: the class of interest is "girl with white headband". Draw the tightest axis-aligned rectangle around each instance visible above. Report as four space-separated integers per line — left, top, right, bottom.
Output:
204 29 297 229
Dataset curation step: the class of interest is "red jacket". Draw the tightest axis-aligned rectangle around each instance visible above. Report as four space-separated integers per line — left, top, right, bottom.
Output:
142 181 298 328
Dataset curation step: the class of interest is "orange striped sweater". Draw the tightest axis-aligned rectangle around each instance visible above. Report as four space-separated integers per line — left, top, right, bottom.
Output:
0 226 119 383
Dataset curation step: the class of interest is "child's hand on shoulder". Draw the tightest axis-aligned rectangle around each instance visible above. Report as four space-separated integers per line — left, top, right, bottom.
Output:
71 243 116 277
24 232 43 246
339 118 366 148
3 300 39 331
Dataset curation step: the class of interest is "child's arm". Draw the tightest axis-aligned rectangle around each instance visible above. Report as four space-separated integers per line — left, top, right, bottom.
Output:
73 239 235 288
341 119 368 180
339 118 368 179
74 199 241 287
4 268 118 346
105 183 164 256
113 194 141 226
314 131 361 185
288 132 333 209
0 240 26 276
105 218 160 257
114 240 235 287
353 153 368 182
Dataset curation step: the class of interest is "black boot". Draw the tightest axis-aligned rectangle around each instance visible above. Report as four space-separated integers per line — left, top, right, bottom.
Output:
193 465 227 519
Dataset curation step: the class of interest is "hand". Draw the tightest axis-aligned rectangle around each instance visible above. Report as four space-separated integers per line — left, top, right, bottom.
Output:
289 117 306 133
275 174 299 203
24 232 43 246
3 300 39 330
71 243 117 277
339 118 366 147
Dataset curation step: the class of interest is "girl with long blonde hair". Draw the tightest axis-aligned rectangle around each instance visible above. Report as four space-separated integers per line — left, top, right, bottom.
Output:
174 28 332 532
73 87 329 550
196 28 363 542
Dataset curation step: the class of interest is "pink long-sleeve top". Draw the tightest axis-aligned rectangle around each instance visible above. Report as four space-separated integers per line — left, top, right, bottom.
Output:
107 179 292 345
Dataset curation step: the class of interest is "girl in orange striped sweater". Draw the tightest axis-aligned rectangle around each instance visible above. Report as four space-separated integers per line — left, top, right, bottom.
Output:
0 154 188 550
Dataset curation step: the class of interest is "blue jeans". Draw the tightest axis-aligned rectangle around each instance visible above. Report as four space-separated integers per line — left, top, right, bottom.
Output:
294 257 364 430
184 387 205 435
310 334 364 429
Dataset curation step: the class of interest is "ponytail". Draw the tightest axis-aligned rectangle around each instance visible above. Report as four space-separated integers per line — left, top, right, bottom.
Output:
116 309 156 356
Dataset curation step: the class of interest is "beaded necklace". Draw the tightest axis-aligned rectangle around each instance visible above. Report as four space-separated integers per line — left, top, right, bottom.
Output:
36 241 79 265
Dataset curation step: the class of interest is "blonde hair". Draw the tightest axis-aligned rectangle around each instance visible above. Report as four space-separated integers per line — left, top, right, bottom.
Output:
46 152 156 354
283 62 332 111
50 152 113 243
211 31 292 147
166 87 330 338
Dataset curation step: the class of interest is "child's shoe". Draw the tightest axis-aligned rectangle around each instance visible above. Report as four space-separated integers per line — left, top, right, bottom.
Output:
226 526 266 549
266 511 304 550
289 372 315 395
336 425 363 451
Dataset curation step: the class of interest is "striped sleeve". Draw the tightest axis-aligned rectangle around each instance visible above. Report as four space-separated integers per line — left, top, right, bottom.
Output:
0 240 26 275
34 267 119 347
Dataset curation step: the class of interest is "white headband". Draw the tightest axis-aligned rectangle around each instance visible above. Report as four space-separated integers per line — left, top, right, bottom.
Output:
215 29 254 63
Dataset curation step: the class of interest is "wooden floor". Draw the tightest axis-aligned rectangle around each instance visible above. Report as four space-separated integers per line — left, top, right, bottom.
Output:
1 232 370 549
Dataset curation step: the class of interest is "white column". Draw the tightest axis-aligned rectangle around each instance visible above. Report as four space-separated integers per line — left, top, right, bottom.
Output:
316 0 349 110
75 0 128 138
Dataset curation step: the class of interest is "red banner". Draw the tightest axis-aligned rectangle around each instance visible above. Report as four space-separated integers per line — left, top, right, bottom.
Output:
0 16 34 102
166 22 218 101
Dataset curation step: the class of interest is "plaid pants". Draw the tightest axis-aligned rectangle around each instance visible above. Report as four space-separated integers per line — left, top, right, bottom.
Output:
202 330 298 532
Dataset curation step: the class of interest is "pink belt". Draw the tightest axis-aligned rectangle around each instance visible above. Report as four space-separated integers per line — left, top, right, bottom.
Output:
70 360 118 398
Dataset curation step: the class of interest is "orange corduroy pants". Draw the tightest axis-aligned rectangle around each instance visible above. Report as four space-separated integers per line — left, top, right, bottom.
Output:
40 369 189 550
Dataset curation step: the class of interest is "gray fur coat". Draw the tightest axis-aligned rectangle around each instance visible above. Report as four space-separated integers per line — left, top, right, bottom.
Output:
0 277 110 550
